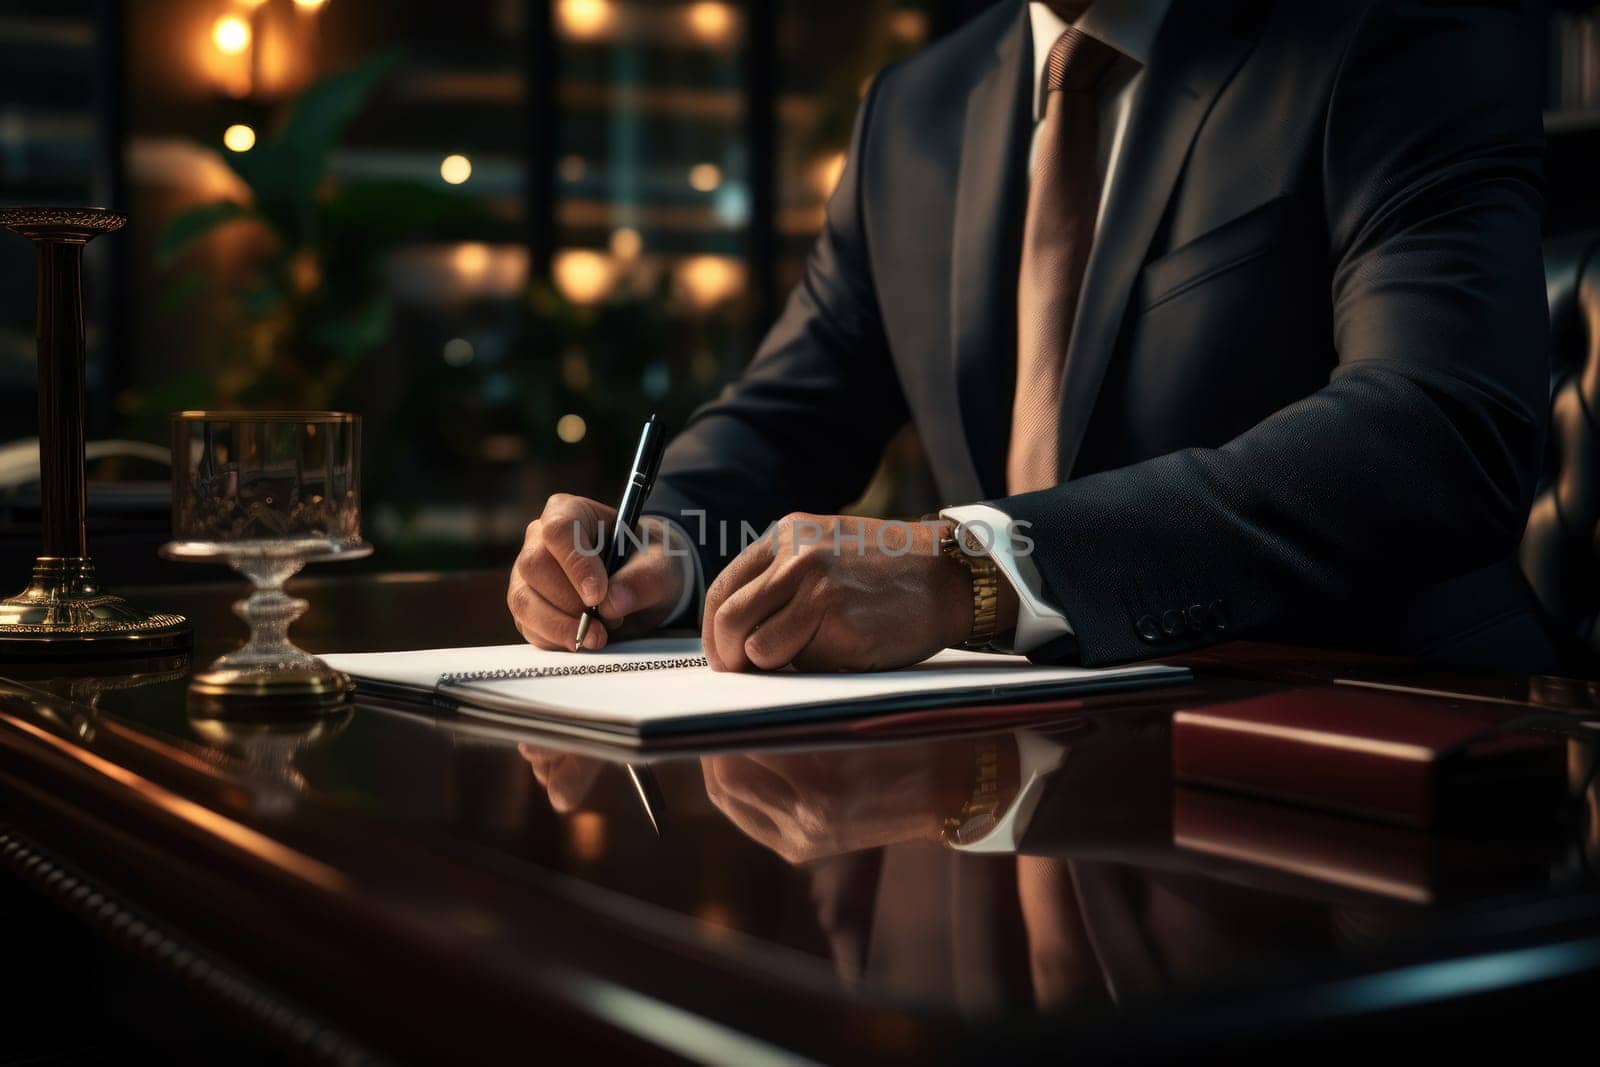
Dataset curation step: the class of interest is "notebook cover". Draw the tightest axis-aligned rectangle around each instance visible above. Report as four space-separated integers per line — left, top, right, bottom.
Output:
1172 688 1565 828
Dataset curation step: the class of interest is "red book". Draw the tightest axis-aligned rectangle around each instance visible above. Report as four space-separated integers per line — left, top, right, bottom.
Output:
1172 687 1565 828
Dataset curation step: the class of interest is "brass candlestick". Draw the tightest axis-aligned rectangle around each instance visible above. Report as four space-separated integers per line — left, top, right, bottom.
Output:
0 207 190 659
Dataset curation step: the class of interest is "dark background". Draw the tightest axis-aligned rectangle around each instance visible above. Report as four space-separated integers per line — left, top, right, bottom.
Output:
1 0 1596 580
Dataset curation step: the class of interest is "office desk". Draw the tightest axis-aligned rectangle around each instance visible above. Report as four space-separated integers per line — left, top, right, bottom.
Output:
2 570 1597 1063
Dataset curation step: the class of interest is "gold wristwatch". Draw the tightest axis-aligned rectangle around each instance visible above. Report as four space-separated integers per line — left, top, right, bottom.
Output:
941 740 1003 846
926 515 1002 649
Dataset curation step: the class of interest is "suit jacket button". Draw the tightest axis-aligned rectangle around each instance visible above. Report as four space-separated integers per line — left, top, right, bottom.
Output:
1207 599 1230 632
1136 615 1162 642
1160 608 1185 637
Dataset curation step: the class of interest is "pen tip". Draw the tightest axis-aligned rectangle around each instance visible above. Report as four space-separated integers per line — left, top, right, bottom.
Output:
574 613 591 652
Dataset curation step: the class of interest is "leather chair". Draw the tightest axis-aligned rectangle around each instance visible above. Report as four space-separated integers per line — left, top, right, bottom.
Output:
1520 231 1600 669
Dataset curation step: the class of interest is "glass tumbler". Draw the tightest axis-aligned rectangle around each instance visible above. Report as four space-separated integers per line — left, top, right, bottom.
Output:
163 412 371 711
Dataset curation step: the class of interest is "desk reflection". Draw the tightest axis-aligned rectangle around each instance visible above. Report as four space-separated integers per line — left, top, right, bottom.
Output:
505 712 1600 1017
516 742 605 814
701 741 1009 864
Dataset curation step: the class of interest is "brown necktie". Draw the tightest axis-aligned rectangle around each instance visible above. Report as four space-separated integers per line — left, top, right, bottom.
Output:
1008 27 1121 495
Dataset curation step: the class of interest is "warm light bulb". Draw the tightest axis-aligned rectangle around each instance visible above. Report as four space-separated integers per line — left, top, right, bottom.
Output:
222 123 256 153
293 0 331 10
677 254 744 310
452 242 492 279
556 413 588 444
552 249 616 305
212 15 252 56
558 0 613 40
439 154 473 185
688 162 722 192
888 9 929 44
684 2 736 44
609 226 642 260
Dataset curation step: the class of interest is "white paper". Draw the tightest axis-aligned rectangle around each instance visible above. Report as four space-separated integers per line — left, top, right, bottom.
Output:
323 638 1187 738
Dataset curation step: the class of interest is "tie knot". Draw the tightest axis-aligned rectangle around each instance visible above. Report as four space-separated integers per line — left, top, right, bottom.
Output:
1045 26 1120 93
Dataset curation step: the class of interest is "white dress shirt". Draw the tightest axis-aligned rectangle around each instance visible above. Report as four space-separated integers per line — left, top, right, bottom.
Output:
943 0 1172 656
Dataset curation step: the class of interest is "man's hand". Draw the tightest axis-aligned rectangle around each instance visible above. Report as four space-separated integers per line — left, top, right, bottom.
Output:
701 740 1016 864
507 494 687 650
701 514 983 672
517 743 607 814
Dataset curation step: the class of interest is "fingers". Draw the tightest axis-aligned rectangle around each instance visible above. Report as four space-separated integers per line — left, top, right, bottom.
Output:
518 745 605 814
741 587 829 672
599 545 683 626
707 754 803 814
702 527 785 671
702 758 786 848
516 527 585 615
710 563 801 671
507 493 621 649
537 494 617 608
507 570 607 651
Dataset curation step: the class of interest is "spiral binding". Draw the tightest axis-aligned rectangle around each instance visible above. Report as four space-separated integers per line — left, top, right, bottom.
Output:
437 655 708 686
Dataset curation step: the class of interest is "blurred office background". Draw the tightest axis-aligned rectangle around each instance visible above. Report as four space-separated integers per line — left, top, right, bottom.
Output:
1 0 1598 578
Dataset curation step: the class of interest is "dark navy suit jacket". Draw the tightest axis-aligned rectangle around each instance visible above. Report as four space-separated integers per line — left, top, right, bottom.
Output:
645 0 1557 672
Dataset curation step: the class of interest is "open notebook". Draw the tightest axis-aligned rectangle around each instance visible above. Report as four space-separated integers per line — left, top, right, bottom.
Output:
323 638 1189 745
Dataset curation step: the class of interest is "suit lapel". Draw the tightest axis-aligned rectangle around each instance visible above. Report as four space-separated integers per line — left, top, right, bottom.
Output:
949 2 1033 501
1055 0 1263 480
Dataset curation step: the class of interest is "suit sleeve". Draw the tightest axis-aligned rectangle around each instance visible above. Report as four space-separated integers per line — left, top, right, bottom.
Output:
997 0 1549 666
643 74 910 582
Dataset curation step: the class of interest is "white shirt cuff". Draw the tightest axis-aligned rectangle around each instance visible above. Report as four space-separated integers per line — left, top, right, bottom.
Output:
951 730 1070 853
939 503 1073 653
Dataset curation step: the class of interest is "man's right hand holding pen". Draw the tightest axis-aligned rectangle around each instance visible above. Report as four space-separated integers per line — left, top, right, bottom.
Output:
506 494 690 652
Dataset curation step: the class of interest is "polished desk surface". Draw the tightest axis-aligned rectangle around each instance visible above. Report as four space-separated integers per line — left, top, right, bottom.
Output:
2 570 1598 1063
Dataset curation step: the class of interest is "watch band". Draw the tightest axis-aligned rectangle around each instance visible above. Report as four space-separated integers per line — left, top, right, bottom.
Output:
926 515 1002 648
941 740 1003 846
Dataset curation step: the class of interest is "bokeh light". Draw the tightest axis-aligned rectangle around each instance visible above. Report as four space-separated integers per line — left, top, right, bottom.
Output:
552 249 616 305
684 2 736 44
677 255 744 310
688 162 722 192
558 0 614 39
222 124 256 153
212 16 251 56
556 413 588 444
439 154 473 185
812 152 847 198
609 226 642 260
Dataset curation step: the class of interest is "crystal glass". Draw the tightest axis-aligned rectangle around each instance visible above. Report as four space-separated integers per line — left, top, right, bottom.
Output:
162 412 371 709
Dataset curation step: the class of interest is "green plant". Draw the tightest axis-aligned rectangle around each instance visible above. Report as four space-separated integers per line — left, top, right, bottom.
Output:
126 51 480 423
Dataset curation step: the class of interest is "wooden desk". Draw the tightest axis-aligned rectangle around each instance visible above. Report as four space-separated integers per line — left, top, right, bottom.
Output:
2 570 1597 1063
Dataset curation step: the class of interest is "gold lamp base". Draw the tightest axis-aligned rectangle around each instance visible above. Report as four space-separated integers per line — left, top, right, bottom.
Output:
187 667 353 718
0 556 191 660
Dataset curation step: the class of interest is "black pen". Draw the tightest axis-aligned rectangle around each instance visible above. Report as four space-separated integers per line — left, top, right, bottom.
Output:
574 413 666 652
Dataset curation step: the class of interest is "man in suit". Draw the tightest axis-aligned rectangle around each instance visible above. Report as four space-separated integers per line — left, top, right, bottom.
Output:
509 0 1556 673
